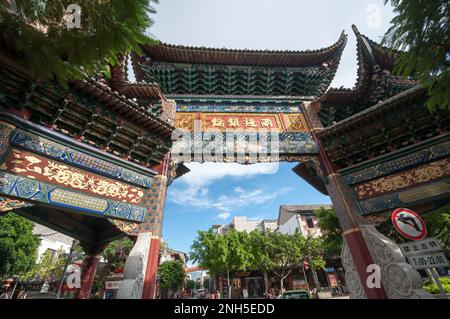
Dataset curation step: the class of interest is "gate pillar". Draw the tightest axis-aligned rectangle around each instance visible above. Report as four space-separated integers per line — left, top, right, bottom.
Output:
302 102 433 299
75 242 107 299
116 154 170 299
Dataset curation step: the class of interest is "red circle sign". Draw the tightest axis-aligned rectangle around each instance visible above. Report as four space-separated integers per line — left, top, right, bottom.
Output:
391 208 427 241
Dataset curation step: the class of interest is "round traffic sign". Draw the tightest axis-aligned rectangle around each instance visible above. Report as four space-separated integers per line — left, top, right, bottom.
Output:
391 208 427 241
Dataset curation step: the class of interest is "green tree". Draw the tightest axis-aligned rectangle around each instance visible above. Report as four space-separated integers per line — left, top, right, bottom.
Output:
190 229 229 277
224 230 253 292
92 237 135 296
203 277 210 291
186 279 196 292
103 238 134 273
0 238 16 278
0 213 40 279
265 232 304 291
0 0 159 84
301 235 326 289
315 207 343 258
158 260 185 298
423 208 450 257
190 229 253 298
248 230 273 291
383 0 450 111
21 248 66 282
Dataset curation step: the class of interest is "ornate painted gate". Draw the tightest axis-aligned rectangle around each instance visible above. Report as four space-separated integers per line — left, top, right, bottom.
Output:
119 26 449 299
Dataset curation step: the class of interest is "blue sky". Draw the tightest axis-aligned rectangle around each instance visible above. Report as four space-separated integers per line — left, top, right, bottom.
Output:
147 0 396 256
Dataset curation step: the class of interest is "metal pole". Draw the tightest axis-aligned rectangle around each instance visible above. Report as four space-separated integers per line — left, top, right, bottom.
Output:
429 268 448 299
57 240 76 299
301 263 310 291
9 277 18 299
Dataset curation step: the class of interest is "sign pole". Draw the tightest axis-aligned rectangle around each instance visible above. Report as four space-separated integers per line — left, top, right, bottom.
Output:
57 241 77 299
429 268 448 299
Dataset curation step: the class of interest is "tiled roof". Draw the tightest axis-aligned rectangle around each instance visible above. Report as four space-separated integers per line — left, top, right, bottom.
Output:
278 204 333 226
142 31 348 67
292 162 328 195
109 56 163 100
318 86 426 138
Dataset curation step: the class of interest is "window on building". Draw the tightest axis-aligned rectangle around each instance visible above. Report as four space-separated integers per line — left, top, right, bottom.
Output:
306 218 315 229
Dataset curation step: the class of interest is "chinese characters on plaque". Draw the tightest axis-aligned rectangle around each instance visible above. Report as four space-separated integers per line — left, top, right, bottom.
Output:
206 115 279 130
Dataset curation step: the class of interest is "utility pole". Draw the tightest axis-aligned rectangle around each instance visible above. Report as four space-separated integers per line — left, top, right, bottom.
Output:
57 240 78 299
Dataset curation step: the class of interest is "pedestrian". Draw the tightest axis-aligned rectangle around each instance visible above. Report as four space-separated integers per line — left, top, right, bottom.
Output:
210 292 215 300
215 290 221 299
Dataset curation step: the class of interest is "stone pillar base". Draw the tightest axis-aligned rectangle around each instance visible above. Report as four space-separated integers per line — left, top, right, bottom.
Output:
342 225 434 299
116 232 152 299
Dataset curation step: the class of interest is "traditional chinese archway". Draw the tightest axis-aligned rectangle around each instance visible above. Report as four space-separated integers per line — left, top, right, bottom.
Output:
0 30 176 299
1 22 446 300
118 25 449 299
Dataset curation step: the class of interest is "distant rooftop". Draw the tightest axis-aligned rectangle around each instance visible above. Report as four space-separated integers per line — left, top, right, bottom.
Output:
278 204 333 226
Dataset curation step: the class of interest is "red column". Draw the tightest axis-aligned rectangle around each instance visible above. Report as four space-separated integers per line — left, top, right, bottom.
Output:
302 102 388 299
142 238 161 299
75 242 106 299
76 254 100 299
140 153 170 299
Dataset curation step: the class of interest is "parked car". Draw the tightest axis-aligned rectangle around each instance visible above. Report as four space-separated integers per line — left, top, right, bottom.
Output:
23 292 58 299
195 289 208 298
277 290 311 299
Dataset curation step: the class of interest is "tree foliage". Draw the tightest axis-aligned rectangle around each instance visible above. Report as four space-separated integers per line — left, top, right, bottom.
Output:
0 0 159 84
191 229 254 277
424 276 450 294
422 208 450 257
186 279 196 291
103 237 134 272
89 237 135 296
191 228 326 290
315 207 343 258
0 213 40 279
21 248 66 281
158 260 185 292
383 0 450 111
190 229 229 276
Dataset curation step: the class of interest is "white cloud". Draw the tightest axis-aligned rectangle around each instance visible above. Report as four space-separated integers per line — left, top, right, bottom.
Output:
178 162 279 188
169 163 290 214
168 163 290 213
234 186 244 193
216 212 231 220
169 168 292 215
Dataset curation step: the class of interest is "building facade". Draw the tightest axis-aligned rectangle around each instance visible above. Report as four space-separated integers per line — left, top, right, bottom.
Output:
32 224 74 262
276 205 330 238
213 216 278 235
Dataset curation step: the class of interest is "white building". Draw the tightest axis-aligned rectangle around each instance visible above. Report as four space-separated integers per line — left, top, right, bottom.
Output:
159 246 188 267
276 205 332 237
213 216 278 235
32 223 74 261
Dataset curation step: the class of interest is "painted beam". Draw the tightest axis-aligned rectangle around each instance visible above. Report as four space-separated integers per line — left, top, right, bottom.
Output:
0 172 146 222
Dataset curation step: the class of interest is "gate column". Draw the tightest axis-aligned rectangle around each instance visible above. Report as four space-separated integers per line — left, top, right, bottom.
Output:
75 242 107 299
302 102 432 299
116 153 170 299
302 102 388 299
